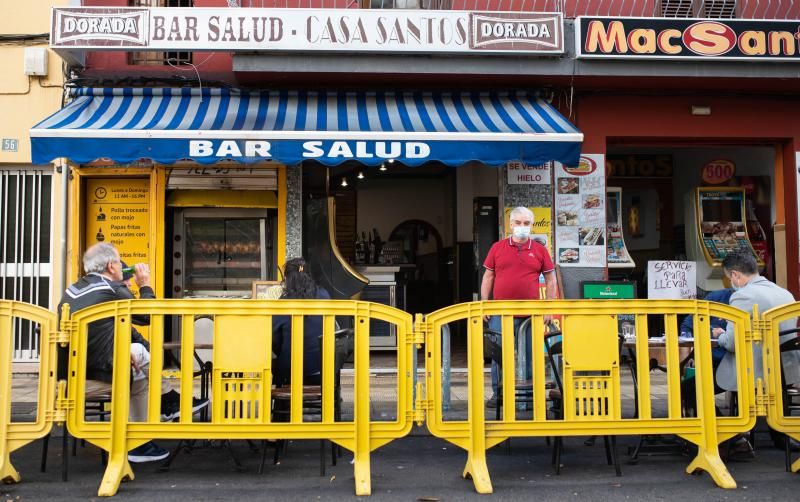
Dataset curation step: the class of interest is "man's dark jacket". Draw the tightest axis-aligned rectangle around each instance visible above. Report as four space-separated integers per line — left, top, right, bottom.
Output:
58 273 154 383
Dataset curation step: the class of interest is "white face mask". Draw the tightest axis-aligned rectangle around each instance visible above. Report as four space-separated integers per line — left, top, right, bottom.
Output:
512 225 531 240
731 274 742 291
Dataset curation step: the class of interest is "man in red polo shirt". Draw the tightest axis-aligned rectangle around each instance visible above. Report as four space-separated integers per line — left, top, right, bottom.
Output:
481 206 557 407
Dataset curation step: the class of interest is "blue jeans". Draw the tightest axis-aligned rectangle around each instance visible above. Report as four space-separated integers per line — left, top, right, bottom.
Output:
488 316 532 398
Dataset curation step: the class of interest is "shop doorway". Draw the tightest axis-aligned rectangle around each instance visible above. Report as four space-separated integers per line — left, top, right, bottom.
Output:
606 145 777 297
388 219 448 313
313 161 458 316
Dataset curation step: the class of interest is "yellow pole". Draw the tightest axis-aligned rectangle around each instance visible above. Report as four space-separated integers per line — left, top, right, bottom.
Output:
0 307 20 483
353 303 372 495
98 306 135 496
462 309 492 494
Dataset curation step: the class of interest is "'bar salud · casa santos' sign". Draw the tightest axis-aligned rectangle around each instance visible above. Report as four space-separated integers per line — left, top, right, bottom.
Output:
50 7 564 55
577 17 800 61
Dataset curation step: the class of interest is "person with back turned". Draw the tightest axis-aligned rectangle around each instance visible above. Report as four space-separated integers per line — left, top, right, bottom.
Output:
271 257 331 386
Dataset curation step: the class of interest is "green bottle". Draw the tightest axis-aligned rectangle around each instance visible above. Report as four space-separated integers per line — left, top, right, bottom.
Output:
121 266 136 275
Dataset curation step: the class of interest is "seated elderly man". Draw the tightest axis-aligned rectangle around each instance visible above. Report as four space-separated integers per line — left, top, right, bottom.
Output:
59 243 208 463
712 250 800 455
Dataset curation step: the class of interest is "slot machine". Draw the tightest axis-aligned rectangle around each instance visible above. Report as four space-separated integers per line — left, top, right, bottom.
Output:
684 187 764 291
606 187 635 269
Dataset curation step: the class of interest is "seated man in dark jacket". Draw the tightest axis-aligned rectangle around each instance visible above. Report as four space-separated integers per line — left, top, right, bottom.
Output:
679 288 733 365
58 243 207 463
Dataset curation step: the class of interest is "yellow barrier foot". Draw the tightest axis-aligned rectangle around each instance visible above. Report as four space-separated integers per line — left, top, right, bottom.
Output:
462 454 493 494
0 457 20 484
791 457 799 473
353 453 372 496
686 449 736 489
98 455 135 497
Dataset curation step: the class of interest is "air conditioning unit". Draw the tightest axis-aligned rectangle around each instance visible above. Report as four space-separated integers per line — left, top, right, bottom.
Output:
24 47 48 76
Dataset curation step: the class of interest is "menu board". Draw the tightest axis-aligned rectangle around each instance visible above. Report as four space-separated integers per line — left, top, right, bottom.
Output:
85 178 151 285
554 154 607 267
647 261 696 300
697 189 753 262
503 206 552 256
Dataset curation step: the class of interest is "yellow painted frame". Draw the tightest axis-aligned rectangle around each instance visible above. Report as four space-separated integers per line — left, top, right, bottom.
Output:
68 167 161 296
166 190 278 208
68 164 288 289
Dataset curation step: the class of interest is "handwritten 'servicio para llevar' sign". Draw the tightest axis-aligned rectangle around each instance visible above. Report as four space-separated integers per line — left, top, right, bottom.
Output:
648 260 697 300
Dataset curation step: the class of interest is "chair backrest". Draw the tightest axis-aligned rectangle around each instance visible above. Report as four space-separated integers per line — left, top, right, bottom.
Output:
778 329 800 389
193 317 214 371
482 329 503 366
319 328 354 382
544 332 563 395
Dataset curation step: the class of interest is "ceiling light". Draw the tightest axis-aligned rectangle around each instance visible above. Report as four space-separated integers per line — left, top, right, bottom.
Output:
691 105 711 116
388 159 395 163
379 163 387 171
357 171 365 179
340 178 348 187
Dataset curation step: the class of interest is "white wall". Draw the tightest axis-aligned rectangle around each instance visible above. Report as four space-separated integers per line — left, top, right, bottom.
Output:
356 163 498 247
357 176 454 246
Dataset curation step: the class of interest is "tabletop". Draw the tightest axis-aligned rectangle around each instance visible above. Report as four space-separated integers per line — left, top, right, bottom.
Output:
623 338 718 348
163 342 213 350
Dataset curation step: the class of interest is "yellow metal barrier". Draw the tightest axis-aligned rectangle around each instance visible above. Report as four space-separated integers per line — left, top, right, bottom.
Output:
0 301 60 483
422 299 755 493
61 299 415 496
759 302 800 472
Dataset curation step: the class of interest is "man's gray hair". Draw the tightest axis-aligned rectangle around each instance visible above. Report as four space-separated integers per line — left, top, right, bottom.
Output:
83 243 118 274
509 206 534 222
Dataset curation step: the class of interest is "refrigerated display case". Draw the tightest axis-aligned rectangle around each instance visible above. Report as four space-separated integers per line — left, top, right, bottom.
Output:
172 208 277 298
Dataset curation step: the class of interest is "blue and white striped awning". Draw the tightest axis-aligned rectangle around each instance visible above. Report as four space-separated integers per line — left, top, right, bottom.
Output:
31 88 582 167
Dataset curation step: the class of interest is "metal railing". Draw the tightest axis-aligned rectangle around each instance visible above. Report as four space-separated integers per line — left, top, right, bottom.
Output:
0 169 54 363
235 0 799 19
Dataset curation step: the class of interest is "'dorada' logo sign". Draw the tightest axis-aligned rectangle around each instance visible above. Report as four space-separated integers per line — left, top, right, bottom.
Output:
53 9 148 46
577 17 800 61
50 7 563 55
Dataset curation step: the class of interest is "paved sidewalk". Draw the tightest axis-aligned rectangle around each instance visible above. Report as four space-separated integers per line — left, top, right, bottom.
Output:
6 360 798 501
2 426 797 501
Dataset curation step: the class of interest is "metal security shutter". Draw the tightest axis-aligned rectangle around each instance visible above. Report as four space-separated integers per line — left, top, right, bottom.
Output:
0 168 53 361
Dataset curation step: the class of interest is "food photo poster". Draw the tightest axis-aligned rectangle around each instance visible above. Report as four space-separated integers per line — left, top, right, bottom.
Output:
554 154 607 267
